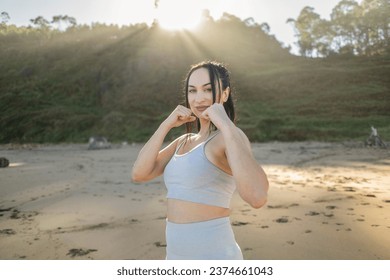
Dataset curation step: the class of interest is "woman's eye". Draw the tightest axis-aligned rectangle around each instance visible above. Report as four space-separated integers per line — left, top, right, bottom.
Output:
188 89 196 93
205 88 212 93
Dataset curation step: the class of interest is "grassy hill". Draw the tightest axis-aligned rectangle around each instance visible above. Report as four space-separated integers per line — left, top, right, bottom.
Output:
1 18 389 143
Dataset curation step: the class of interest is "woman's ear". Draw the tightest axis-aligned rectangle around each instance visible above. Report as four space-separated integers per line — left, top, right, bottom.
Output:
222 87 230 103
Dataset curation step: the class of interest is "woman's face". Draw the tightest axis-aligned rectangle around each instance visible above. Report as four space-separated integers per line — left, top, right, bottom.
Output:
187 67 217 119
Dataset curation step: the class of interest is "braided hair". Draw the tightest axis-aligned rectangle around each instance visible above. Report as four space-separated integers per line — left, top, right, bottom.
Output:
183 61 236 135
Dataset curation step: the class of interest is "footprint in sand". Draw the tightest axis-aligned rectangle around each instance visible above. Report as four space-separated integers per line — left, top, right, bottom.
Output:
267 203 299 209
0 229 16 235
0 207 13 218
67 248 97 257
232 221 250 226
315 195 355 203
323 213 334 218
0 207 13 212
154 241 167 248
10 209 20 219
275 217 289 223
305 211 320 216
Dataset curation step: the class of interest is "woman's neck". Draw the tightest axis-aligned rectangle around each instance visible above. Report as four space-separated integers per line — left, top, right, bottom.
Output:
197 119 218 138
198 119 211 136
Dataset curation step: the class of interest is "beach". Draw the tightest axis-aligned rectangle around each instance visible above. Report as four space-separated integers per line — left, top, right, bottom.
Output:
0 141 389 260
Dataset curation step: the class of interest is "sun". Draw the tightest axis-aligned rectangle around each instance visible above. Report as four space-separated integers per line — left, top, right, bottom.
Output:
155 0 203 31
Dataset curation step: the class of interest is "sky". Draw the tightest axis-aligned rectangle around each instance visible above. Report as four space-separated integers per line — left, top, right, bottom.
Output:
1 0 344 53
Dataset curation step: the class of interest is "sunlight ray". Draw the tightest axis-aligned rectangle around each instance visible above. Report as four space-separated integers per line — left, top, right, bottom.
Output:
155 0 203 31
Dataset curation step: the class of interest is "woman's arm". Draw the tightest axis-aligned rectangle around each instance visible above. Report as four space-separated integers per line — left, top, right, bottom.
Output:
131 105 195 182
202 104 269 208
131 123 173 182
222 124 269 208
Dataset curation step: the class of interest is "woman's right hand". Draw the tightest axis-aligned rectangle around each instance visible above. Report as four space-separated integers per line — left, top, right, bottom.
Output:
163 105 196 129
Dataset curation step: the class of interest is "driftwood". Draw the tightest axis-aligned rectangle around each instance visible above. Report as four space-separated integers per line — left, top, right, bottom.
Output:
88 136 111 150
0 157 10 168
365 126 387 148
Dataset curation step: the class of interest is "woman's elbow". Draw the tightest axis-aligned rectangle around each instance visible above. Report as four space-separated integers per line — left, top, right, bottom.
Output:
249 183 269 209
131 167 159 183
131 173 141 183
249 195 267 209
131 175 142 183
131 169 147 183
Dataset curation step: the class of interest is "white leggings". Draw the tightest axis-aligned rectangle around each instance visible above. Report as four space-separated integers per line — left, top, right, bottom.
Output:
166 217 243 260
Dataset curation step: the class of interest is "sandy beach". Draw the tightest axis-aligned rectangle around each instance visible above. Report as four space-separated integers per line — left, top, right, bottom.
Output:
0 141 389 260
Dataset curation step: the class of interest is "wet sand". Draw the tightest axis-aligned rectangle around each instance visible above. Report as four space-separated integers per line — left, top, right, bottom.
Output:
0 142 389 259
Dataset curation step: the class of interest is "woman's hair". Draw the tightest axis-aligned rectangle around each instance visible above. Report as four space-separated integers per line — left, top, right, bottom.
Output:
183 61 236 135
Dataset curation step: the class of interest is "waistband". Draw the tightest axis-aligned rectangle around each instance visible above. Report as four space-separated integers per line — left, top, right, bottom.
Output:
166 216 230 227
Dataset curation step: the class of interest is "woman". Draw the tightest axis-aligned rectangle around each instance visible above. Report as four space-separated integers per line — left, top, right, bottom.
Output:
132 61 269 260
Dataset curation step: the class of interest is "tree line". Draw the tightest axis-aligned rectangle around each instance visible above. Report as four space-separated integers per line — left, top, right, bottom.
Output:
288 0 390 57
1 0 389 58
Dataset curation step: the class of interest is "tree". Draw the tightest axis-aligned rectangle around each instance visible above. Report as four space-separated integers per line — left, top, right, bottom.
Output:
30 16 50 30
330 0 361 54
244 17 257 27
1 11 10 24
288 6 323 57
361 0 390 54
312 19 333 57
51 15 77 31
260 22 271 34
0 12 10 32
289 0 389 56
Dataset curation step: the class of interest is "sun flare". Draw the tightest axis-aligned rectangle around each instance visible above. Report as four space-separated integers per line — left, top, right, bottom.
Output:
155 0 203 31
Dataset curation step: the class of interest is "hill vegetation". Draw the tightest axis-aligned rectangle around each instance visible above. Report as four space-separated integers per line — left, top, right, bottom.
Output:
0 7 389 144
288 0 390 57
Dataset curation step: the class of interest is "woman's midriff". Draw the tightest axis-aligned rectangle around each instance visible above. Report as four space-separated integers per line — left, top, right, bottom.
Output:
167 199 230 223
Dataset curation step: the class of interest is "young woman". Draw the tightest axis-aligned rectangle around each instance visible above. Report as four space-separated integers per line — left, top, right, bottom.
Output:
132 61 269 260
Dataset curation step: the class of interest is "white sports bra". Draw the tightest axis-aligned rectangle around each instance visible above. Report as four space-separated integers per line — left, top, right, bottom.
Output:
164 133 236 208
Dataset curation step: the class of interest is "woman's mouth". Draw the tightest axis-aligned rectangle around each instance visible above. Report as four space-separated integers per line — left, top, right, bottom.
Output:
195 106 209 112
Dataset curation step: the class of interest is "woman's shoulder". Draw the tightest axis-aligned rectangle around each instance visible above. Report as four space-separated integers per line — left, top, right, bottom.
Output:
207 130 225 150
214 126 248 141
214 126 251 149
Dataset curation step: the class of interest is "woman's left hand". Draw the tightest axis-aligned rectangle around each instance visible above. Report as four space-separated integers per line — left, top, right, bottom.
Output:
201 103 232 131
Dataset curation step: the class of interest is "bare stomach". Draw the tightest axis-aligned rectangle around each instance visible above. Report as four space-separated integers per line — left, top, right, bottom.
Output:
167 199 230 223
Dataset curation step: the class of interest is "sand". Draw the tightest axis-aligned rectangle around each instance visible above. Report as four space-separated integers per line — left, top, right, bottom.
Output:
0 141 389 260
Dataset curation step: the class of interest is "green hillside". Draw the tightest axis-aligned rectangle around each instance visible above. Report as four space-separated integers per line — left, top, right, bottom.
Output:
0 16 389 143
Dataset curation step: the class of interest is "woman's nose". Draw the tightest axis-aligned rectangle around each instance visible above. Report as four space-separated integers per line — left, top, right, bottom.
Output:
195 90 208 102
